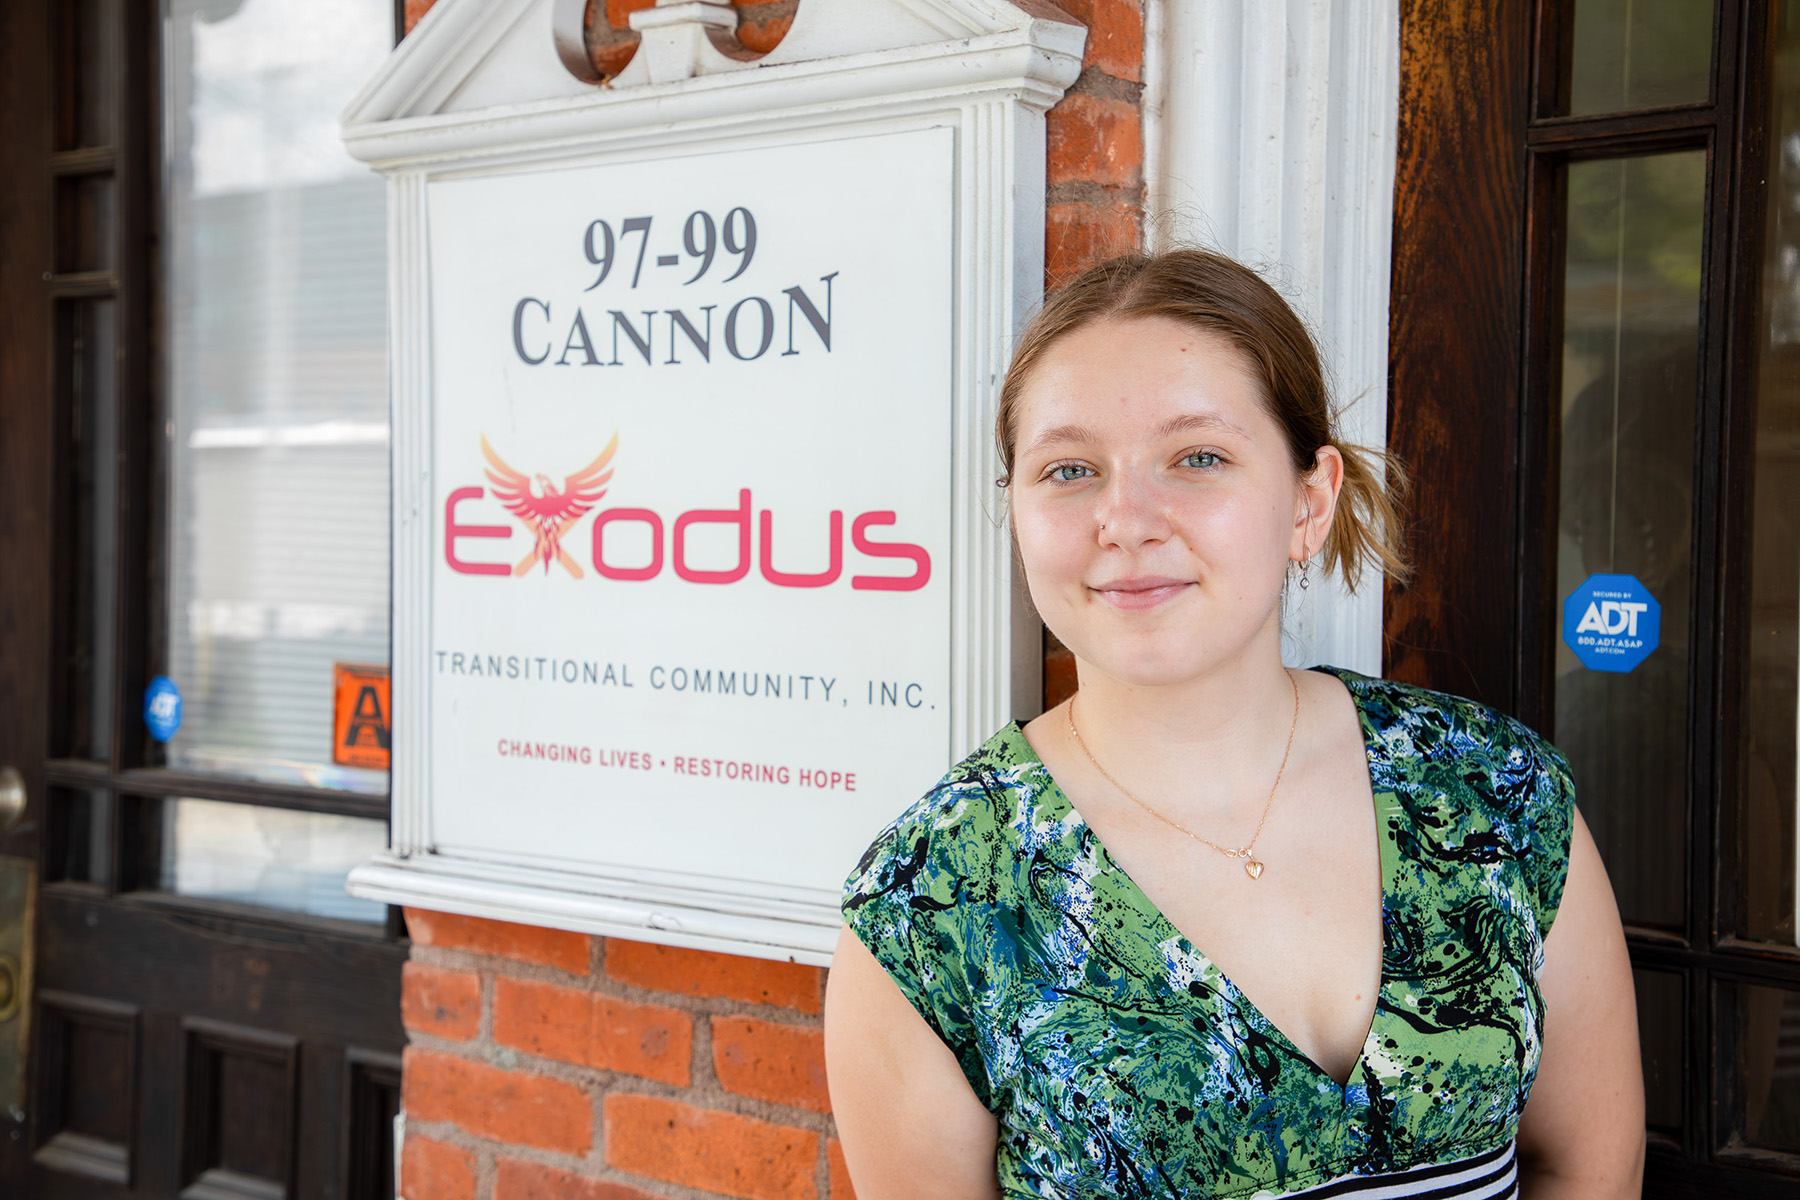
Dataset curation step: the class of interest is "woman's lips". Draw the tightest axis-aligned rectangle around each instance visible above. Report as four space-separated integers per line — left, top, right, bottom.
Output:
1090 576 1193 610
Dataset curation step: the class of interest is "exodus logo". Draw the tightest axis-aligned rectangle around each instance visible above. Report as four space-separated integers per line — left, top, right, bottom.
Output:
445 436 931 591
476 434 617 576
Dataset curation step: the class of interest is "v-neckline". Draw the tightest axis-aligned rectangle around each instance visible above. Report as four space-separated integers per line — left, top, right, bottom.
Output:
1003 665 1395 1093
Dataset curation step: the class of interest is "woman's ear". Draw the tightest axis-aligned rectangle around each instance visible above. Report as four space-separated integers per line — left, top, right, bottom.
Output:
1292 446 1346 562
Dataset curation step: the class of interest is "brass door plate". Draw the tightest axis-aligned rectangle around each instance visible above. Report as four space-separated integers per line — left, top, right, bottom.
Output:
0 856 35 1119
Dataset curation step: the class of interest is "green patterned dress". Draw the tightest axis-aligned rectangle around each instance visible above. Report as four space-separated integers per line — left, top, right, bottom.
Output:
841 668 1574 1199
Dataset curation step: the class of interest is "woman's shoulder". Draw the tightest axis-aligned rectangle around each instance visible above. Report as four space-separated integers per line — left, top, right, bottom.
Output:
836 726 1044 1108
1321 666 1577 927
1321 665 1573 785
841 722 1045 914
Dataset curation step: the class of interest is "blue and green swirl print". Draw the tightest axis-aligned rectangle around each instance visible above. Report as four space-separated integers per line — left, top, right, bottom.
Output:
841 668 1574 1199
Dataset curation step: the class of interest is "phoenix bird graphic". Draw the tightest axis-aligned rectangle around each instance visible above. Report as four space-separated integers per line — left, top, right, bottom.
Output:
480 433 618 578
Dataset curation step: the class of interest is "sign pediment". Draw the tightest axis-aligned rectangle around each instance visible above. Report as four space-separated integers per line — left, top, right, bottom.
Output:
344 0 1081 134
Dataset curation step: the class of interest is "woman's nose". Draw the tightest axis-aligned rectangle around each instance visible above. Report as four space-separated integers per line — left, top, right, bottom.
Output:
1094 471 1171 547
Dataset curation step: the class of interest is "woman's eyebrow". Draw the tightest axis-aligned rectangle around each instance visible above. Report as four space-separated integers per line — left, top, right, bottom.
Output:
1021 412 1252 457
1155 412 1251 440
1020 423 1100 455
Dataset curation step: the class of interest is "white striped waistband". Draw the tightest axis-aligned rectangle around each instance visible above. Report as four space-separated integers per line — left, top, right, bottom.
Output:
1267 1140 1518 1200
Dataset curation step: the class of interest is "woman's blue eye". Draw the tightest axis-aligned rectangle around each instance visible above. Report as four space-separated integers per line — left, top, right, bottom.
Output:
1050 463 1092 482
1183 451 1222 469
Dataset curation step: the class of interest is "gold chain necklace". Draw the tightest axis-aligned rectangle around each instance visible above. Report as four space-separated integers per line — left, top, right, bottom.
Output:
1066 670 1300 881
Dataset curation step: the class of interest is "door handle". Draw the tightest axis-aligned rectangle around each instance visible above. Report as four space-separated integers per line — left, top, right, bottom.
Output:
0 768 21 834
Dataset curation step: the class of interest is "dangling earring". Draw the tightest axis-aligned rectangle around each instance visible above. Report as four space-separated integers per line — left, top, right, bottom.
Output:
1299 558 1311 590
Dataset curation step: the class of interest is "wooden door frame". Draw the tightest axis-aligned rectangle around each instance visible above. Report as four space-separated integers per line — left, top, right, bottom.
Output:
1387 1 1800 1192
1386 0 1532 712
0 0 57 1180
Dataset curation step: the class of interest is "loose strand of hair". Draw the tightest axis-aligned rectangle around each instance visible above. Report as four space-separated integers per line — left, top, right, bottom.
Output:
1323 441 1412 593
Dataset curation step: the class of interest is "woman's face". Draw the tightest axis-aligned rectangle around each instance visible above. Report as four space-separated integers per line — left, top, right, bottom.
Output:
1009 316 1318 689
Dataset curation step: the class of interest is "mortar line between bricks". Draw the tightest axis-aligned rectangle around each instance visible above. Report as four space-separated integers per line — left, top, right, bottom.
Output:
1069 65 1146 104
479 964 495 1043
410 943 593 988
591 1066 607 1176
1047 180 1145 206
459 943 822 1020
601 978 824 1019
600 981 823 1024
475 1140 496 1200
692 1009 720 1091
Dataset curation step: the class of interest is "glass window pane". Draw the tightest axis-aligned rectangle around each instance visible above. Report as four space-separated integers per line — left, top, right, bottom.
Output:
1743 3 1800 948
1636 968 1684 1136
162 0 393 793
1567 0 1713 116
160 798 387 924
1553 151 1706 931
1731 983 1800 1153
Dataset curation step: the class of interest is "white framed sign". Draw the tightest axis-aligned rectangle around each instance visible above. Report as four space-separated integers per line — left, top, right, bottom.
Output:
343 0 1083 964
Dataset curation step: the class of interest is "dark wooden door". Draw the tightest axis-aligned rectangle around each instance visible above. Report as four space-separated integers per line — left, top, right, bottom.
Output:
1390 0 1800 1193
0 1 406 1196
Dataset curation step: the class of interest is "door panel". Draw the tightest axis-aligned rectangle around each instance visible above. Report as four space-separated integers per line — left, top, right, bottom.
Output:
179 1017 299 1199
32 992 138 1186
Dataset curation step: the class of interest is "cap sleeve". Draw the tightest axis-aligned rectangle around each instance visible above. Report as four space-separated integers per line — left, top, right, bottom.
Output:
1525 738 1577 939
841 806 995 1109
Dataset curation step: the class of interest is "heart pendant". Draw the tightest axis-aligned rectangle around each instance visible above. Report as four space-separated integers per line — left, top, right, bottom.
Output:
1244 860 1264 880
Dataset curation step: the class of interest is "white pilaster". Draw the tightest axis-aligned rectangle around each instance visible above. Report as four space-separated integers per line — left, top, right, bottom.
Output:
1146 0 1399 676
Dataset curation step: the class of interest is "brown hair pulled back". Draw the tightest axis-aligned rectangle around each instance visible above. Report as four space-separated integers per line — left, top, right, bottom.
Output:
996 250 1411 593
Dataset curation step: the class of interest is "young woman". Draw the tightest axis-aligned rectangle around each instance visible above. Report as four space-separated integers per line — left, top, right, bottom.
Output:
824 251 1644 1199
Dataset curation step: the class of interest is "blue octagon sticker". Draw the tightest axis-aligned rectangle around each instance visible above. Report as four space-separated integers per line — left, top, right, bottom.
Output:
144 675 183 742
1563 573 1661 674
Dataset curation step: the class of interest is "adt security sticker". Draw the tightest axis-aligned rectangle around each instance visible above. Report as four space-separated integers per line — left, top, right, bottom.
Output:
1563 573 1660 673
144 675 183 742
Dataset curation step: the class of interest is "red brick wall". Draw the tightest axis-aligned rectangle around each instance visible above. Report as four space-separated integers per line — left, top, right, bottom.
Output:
395 2 1142 1195
1043 0 1145 289
400 910 841 1200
